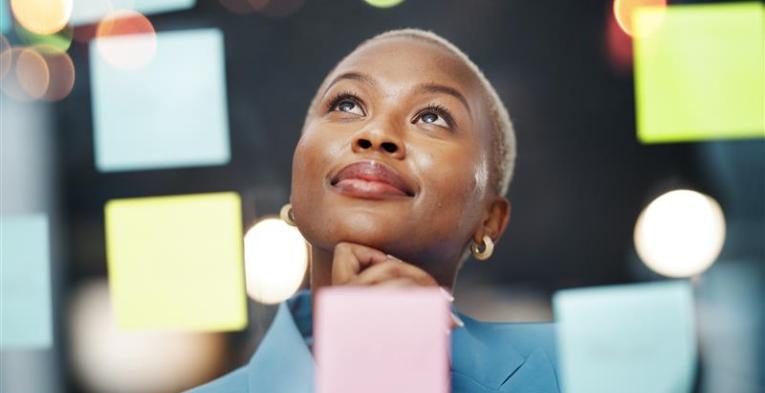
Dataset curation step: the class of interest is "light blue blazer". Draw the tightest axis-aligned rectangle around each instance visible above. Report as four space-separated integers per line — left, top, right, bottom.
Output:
187 291 560 393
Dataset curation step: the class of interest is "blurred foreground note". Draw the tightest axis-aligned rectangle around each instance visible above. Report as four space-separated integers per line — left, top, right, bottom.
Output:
553 281 696 393
634 3 764 143
315 288 450 393
0 0 10 33
0 214 52 349
91 28 230 172
71 0 196 25
105 192 246 331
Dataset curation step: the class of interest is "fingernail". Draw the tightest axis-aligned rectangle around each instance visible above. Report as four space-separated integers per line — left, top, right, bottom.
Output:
386 254 401 262
451 312 465 328
439 287 455 302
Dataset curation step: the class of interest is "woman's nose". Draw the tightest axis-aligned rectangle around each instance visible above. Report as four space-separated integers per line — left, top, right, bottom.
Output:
351 128 406 159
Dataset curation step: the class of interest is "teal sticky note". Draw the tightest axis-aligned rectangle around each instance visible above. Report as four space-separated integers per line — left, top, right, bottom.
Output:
70 0 196 26
0 214 53 349
0 0 10 33
553 281 696 393
130 0 196 15
90 28 230 172
634 3 765 143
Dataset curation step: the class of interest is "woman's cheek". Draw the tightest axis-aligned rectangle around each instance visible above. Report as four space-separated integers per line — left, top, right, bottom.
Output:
293 133 330 185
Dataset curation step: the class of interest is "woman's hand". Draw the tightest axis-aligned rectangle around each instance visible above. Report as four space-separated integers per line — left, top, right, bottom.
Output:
331 242 438 287
330 242 463 328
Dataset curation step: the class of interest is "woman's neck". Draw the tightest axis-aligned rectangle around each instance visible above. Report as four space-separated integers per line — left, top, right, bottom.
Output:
307 245 333 313
309 245 333 292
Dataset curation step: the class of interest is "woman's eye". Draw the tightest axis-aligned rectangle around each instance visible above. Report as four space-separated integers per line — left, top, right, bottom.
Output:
333 99 364 115
418 111 449 128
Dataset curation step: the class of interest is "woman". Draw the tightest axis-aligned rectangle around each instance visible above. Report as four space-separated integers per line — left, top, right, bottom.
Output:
189 28 560 393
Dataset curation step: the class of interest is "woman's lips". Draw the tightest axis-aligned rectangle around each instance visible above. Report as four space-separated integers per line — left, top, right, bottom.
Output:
330 160 415 199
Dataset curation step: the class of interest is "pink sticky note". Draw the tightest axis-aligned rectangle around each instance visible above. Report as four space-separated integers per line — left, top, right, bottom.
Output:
315 287 450 393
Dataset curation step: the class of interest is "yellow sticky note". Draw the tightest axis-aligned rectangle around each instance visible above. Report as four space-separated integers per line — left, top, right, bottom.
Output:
634 3 765 143
105 192 246 331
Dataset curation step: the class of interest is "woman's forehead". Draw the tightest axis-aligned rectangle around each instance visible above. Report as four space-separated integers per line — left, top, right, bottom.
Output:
327 37 481 96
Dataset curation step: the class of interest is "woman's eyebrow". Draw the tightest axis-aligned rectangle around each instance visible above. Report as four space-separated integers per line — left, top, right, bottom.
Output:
414 83 472 118
321 72 472 118
322 71 377 97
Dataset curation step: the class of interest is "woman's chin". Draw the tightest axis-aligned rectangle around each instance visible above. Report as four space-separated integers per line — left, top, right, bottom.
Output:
301 211 412 254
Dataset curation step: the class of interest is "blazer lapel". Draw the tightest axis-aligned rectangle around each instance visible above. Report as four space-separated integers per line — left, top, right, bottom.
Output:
247 302 315 393
452 321 525 390
451 315 560 393
498 348 558 393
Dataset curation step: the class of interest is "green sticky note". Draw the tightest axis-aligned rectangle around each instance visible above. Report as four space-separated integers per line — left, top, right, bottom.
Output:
553 281 696 393
105 192 247 331
0 214 52 349
634 3 765 143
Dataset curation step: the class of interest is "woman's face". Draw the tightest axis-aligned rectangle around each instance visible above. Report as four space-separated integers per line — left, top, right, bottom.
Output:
291 37 496 280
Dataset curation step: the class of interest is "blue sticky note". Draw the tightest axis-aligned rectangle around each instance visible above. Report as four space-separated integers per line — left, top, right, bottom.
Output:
0 0 10 33
70 0 197 26
0 214 52 349
553 281 696 393
131 0 196 15
90 28 230 172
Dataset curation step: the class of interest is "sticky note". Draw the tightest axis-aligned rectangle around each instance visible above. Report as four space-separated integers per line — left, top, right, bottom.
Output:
1 0 10 33
71 0 197 26
105 192 246 331
91 28 230 172
315 288 450 393
634 3 764 143
553 281 696 393
0 214 52 349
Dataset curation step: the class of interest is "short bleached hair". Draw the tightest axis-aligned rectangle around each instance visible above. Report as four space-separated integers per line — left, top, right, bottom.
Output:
308 28 517 196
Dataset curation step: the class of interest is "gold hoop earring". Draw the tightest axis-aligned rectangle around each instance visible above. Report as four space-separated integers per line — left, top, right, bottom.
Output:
280 204 296 226
471 235 494 261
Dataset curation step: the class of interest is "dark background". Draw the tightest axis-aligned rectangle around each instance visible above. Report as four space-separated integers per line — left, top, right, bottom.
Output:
60 0 760 290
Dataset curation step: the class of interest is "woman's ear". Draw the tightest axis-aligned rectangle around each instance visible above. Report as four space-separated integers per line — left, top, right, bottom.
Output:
473 196 511 244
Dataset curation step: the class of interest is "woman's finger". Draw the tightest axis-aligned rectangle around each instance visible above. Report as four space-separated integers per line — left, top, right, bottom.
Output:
331 242 390 285
372 277 420 288
349 260 439 287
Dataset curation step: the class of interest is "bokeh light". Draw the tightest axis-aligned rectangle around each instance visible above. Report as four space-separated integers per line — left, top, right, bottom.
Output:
95 10 157 70
0 34 9 52
10 0 73 35
0 34 10 80
613 0 666 37
16 23 74 53
16 48 50 98
634 189 726 278
605 3 633 73
1 44 74 101
244 217 308 304
0 47 50 101
364 0 405 8
68 280 226 393
36 46 75 101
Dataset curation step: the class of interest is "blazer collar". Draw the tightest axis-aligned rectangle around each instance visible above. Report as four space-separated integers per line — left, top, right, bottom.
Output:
247 300 314 393
452 314 560 392
451 315 525 389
